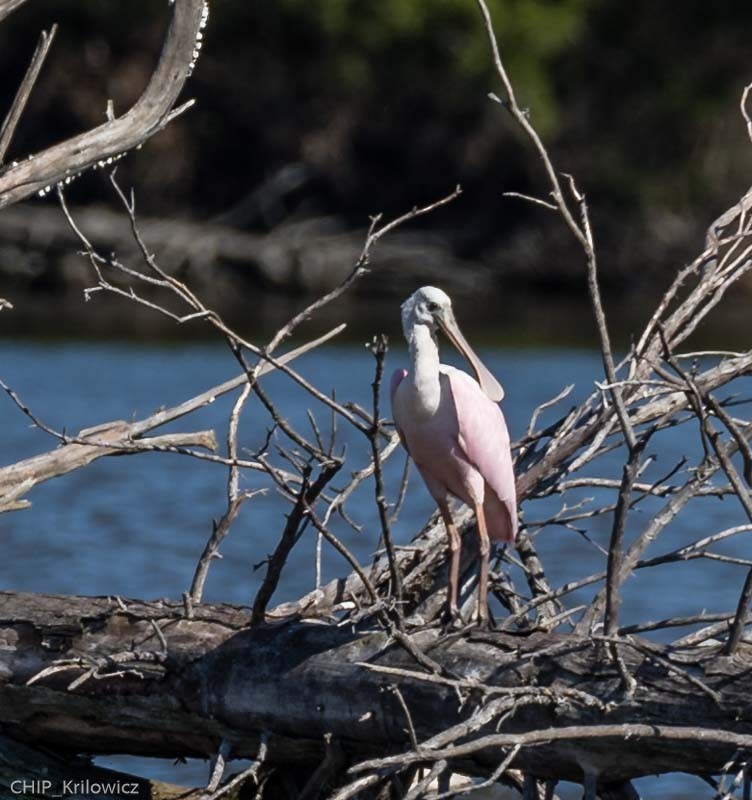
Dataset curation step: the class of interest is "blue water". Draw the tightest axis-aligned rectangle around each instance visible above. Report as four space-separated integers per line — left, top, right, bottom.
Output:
1 339 749 798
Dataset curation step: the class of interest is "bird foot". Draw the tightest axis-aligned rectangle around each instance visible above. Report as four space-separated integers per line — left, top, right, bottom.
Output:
471 608 496 631
440 608 466 634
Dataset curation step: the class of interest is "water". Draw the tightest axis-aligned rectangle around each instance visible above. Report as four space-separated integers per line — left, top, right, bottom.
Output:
1 338 749 798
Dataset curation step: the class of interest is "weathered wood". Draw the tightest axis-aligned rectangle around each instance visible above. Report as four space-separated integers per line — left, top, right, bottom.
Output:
1 591 751 785
0 0 207 208
0 24 57 165
0 0 27 24
0 426 216 512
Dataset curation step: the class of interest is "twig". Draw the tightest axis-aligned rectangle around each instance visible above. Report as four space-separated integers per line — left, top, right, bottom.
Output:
576 465 720 634
595 635 722 705
428 746 520 800
322 433 401 527
190 491 261 605
203 734 268 800
304 503 379 604
263 185 462 355
369 334 404 619
741 83 752 145
524 384 575 439
250 461 342 625
404 760 447 800
190 377 259 603
0 325 345 508
0 24 57 164
391 684 419 751
390 450 412 525
608 641 636 700
604 436 647 636
351 724 752 773
723 567 752 657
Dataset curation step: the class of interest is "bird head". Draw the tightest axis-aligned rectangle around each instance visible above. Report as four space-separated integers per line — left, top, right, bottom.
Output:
401 286 505 402
400 286 452 334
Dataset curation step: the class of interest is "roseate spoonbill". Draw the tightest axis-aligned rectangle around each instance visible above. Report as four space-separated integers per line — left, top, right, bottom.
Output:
391 286 517 626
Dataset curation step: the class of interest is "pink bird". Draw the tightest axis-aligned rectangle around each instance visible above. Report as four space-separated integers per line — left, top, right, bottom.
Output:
391 287 517 626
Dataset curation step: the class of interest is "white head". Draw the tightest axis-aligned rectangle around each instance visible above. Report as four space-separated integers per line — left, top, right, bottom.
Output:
400 286 452 339
400 286 505 402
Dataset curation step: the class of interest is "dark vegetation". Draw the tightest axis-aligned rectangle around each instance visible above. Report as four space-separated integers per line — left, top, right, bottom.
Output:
1 0 752 310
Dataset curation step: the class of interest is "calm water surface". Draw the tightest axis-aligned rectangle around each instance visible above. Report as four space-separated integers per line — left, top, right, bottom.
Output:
0 338 747 799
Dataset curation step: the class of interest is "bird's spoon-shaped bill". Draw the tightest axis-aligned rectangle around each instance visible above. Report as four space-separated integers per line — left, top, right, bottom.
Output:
437 310 505 402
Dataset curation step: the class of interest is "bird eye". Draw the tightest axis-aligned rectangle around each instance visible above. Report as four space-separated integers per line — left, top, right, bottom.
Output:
427 302 439 312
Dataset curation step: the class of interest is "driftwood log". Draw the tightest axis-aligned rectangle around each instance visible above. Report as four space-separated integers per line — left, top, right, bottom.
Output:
1 591 751 790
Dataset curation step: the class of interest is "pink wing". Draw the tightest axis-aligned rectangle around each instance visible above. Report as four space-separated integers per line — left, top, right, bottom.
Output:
446 369 518 542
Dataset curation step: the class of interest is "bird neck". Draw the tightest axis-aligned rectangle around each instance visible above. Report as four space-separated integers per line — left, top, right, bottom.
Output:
408 325 441 416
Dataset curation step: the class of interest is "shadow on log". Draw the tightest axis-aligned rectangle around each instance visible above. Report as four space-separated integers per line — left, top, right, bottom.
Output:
1 591 751 793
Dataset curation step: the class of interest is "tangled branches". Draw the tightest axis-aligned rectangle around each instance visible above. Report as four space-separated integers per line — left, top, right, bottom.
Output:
1 1 752 799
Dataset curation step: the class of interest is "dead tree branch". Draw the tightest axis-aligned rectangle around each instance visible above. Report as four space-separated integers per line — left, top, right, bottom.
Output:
0 0 208 207
0 23 57 164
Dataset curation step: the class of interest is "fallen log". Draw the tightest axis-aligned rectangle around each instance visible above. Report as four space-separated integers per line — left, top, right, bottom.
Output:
1 591 751 789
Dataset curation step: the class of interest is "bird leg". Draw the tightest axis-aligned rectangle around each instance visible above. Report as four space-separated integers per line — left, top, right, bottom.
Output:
439 503 463 627
473 501 491 627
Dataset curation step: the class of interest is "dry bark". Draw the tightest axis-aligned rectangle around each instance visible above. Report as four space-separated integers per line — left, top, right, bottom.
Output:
0 0 27 24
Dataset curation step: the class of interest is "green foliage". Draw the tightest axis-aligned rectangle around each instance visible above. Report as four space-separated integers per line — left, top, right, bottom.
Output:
256 0 594 133
3 0 752 276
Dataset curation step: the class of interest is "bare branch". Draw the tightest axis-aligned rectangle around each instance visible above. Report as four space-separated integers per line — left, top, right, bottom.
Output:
0 326 344 509
368 334 404 619
250 461 342 626
604 437 648 636
263 185 463 355
0 23 57 164
723 567 752 657
0 0 29 23
0 0 208 207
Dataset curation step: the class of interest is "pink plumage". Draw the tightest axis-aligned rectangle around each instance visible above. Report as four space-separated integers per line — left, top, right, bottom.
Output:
391 367 517 542
390 286 517 625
